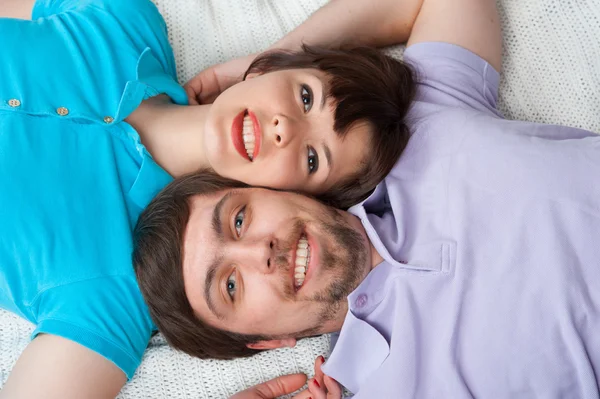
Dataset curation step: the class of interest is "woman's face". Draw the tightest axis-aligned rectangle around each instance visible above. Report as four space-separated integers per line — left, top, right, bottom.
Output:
202 68 372 195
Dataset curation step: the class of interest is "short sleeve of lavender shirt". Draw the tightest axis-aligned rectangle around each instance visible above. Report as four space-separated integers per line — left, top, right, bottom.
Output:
403 42 500 115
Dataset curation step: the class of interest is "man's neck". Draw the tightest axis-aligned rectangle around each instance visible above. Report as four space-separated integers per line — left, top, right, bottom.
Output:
370 241 384 270
126 95 211 177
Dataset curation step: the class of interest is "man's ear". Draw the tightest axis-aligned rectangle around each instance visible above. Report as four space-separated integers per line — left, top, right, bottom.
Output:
246 338 297 350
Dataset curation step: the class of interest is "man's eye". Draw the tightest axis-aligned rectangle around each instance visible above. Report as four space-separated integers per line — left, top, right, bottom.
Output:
234 206 246 237
301 84 313 113
226 270 237 299
307 146 319 175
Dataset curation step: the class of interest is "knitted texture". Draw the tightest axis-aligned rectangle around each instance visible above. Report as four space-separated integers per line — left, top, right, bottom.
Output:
2 0 599 398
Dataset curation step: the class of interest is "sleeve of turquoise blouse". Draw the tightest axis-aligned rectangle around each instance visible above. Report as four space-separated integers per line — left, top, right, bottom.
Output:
30 0 177 81
32 0 162 22
32 276 154 380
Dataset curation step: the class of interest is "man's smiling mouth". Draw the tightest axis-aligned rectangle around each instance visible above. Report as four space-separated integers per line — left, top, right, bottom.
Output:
294 235 310 288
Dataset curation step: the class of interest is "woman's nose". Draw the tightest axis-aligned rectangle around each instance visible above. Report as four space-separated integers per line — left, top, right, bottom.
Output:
270 116 291 148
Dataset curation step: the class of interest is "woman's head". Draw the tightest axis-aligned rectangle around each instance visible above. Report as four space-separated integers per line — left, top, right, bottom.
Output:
202 46 416 208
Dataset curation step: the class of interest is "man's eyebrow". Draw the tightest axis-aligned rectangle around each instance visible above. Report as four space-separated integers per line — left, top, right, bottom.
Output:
322 142 333 170
205 191 234 320
211 191 233 240
204 256 225 321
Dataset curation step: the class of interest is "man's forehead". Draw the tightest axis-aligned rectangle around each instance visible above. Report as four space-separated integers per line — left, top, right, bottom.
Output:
185 189 237 247
188 189 234 210
182 190 233 321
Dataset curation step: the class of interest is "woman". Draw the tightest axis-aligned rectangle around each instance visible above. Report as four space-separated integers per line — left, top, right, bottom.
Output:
0 0 416 397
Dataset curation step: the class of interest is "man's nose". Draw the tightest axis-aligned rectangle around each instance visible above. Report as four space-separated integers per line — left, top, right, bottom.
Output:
232 237 278 274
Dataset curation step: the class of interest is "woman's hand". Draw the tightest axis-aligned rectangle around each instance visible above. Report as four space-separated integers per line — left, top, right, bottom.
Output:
184 53 257 105
292 356 343 399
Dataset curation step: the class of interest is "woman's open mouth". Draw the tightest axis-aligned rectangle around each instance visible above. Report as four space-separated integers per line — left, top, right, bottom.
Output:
231 110 261 161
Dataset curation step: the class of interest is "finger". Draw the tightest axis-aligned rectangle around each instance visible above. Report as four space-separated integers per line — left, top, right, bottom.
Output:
314 355 326 385
183 84 200 105
199 91 220 105
291 388 314 399
308 378 328 399
323 375 343 399
253 373 307 398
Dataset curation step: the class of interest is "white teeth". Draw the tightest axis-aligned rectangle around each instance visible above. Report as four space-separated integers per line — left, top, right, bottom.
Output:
296 248 308 258
294 237 310 288
295 256 306 266
242 114 255 160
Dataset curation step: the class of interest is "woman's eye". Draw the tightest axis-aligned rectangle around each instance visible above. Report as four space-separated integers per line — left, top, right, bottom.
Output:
226 271 237 299
307 146 319 175
300 84 313 113
234 206 246 237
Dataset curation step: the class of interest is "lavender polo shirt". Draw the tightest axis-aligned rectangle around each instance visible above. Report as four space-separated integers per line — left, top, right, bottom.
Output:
322 42 600 398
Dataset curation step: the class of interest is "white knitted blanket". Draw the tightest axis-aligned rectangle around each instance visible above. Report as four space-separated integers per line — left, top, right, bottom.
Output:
1 0 599 398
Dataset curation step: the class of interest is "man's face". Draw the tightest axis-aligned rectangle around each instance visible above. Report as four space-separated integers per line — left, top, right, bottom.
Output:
182 188 372 340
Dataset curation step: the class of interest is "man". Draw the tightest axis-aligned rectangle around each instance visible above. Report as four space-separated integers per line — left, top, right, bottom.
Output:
134 123 600 398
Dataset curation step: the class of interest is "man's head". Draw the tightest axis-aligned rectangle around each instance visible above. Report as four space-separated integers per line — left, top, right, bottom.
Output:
133 171 377 359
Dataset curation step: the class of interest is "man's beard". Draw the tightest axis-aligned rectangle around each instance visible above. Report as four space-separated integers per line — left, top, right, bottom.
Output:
273 207 368 338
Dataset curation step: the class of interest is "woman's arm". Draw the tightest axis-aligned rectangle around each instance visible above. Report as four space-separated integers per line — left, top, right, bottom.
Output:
0 334 126 399
408 0 502 71
185 0 424 104
275 0 501 69
186 0 501 104
269 0 423 51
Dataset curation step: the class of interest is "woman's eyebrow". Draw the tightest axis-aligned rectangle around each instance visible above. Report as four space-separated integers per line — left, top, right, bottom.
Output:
318 76 327 111
322 141 333 170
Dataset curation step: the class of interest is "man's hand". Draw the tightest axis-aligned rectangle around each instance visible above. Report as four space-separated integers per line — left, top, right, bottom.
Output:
184 53 257 105
292 356 343 399
230 373 307 399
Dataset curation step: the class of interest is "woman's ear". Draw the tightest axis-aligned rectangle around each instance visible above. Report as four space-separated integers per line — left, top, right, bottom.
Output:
246 338 297 350
244 72 260 81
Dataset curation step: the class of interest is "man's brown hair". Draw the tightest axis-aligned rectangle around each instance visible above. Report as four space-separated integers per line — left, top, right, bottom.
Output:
245 45 416 209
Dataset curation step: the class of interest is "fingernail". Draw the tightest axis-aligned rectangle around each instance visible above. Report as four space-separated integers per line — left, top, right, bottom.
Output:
318 355 325 363
313 379 321 388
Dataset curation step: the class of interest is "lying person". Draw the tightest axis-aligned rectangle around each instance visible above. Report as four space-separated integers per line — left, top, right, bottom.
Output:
134 145 600 397
133 0 600 396
0 0 419 396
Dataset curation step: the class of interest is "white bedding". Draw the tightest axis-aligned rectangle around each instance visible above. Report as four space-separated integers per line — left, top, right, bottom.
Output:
1 0 599 397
